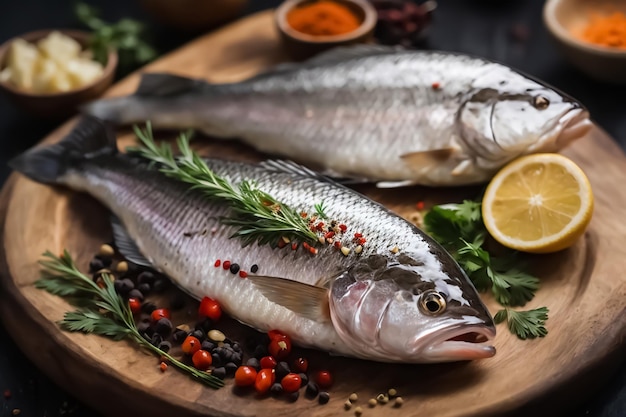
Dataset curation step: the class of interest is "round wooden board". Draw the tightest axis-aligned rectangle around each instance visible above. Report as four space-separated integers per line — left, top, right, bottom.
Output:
1 10 626 417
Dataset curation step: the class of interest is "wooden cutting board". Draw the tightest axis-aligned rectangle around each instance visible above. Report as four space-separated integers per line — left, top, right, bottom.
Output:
1 9 625 417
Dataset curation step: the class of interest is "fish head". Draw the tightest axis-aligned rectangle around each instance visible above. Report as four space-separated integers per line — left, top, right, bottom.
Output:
329 250 496 363
458 79 592 171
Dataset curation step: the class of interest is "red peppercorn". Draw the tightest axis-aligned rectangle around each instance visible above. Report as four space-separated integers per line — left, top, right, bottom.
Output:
151 308 171 322
254 368 276 394
260 356 277 369
239 270 248 279
334 241 342 249
315 370 333 388
416 201 425 210
432 82 441 90
235 366 257 387
192 349 213 370
223 260 231 270
354 232 363 239
291 242 298 250
339 224 347 232
268 336 292 360
159 362 168 372
281 373 302 393
198 296 222 322
128 297 141 314
214 259 221 267
293 357 308 373
181 335 201 355
267 329 286 341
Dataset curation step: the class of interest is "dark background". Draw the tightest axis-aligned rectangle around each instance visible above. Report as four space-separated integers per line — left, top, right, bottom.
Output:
0 1 625 416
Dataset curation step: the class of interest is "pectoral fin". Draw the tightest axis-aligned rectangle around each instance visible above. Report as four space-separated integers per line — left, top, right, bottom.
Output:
110 215 155 268
400 148 456 167
249 275 331 322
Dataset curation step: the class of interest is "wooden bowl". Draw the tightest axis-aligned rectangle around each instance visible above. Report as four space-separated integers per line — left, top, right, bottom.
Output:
137 0 249 33
275 0 378 61
0 29 117 120
543 0 626 84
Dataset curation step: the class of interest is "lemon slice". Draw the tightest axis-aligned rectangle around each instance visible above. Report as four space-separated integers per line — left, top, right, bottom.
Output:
482 153 594 253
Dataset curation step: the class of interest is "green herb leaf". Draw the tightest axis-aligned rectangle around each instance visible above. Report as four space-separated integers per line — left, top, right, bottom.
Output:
74 1 157 73
494 307 549 340
37 250 224 389
314 201 328 219
128 123 320 248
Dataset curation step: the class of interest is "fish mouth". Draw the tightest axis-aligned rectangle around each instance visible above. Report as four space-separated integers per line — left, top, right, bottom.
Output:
422 325 497 362
555 108 592 149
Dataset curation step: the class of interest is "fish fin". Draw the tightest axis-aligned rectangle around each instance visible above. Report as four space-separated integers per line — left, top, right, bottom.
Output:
135 72 206 97
451 160 473 176
245 45 404 82
248 275 331 322
375 180 417 188
259 159 323 179
304 44 405 66
110 215 154 268
8 115 117 184
400 148 456 167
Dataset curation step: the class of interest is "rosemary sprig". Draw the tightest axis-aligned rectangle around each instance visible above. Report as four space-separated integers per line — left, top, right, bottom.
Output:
128 123 320 248
35 250 224 389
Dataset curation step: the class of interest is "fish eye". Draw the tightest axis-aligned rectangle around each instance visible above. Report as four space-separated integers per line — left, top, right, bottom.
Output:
418 290 447 315
533 95 550 110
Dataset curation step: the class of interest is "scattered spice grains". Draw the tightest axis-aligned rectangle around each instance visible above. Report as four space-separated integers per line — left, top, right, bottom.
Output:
368 398 377 407
354 406 363 416
349 392 358 402
344 400 352 410
394 397 404 407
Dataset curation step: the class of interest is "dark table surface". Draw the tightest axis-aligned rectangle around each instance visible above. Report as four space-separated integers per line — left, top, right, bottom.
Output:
0 1 625 416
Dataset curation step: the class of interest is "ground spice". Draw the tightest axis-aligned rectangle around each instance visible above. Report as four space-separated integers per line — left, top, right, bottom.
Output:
578 11 626 49
287 0 361 37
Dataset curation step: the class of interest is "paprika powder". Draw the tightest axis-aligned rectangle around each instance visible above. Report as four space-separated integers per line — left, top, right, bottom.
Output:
577 10 626 49
286 0 362 37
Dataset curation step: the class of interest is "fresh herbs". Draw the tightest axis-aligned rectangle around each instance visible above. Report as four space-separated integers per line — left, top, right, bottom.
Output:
424 200 549 340
36 250 224 389
494 307 549 340
129 123 320 248
74 1 157 74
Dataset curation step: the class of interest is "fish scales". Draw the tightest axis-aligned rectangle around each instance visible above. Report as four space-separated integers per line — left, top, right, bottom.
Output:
10 116 498 363
82 45 592 187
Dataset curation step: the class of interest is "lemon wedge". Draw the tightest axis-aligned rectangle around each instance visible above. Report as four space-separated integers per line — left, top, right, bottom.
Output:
482 153 594 253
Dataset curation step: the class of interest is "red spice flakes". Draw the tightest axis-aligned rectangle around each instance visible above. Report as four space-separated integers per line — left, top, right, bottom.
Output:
277 238 288 249
291 242 298 251
357 237 366 246
315 222 325 231
309 247 318 255
222 260 231 270
302 242 311 251
432 82 441 90
3 389 11 399
160 361 168 372
324 231 335 239
214 259 221 267
239 270 248 279
354 233 363 239
416 201 425 210
300 212 308 218
339 224 347 232
334 241 342 249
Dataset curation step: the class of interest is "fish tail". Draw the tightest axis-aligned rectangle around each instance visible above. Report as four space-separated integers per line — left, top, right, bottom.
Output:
8 115 117 184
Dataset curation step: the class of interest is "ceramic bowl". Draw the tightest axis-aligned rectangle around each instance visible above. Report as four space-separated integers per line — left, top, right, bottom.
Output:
543 0 626 84
275 0 378 61
137 0 249 33
0 29 117 120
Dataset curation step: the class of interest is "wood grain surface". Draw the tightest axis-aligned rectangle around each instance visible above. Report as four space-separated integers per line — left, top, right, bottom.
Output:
1 10 625 417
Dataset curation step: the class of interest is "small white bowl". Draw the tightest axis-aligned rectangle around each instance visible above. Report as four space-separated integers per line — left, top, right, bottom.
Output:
543 0 626 84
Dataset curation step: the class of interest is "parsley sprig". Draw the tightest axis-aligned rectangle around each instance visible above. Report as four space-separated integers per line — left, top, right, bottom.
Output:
36 250 224 389
424 200 549 339
74 1 157 74
128 123 320 248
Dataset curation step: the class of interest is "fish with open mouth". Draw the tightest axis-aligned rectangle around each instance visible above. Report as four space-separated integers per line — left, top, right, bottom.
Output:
82 44 592 188
10 116 496 363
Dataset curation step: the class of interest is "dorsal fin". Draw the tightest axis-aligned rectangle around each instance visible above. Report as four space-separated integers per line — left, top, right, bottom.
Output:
135 73 206 97
259 159 323 179
243 44 406 83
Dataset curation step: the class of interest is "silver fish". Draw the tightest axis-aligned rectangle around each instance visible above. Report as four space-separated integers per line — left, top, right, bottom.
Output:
82 44 592 188
10 116 496 363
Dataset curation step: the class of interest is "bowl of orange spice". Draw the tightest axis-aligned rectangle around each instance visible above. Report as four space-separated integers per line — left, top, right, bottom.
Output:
544 0 626 83
275 0 378 60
